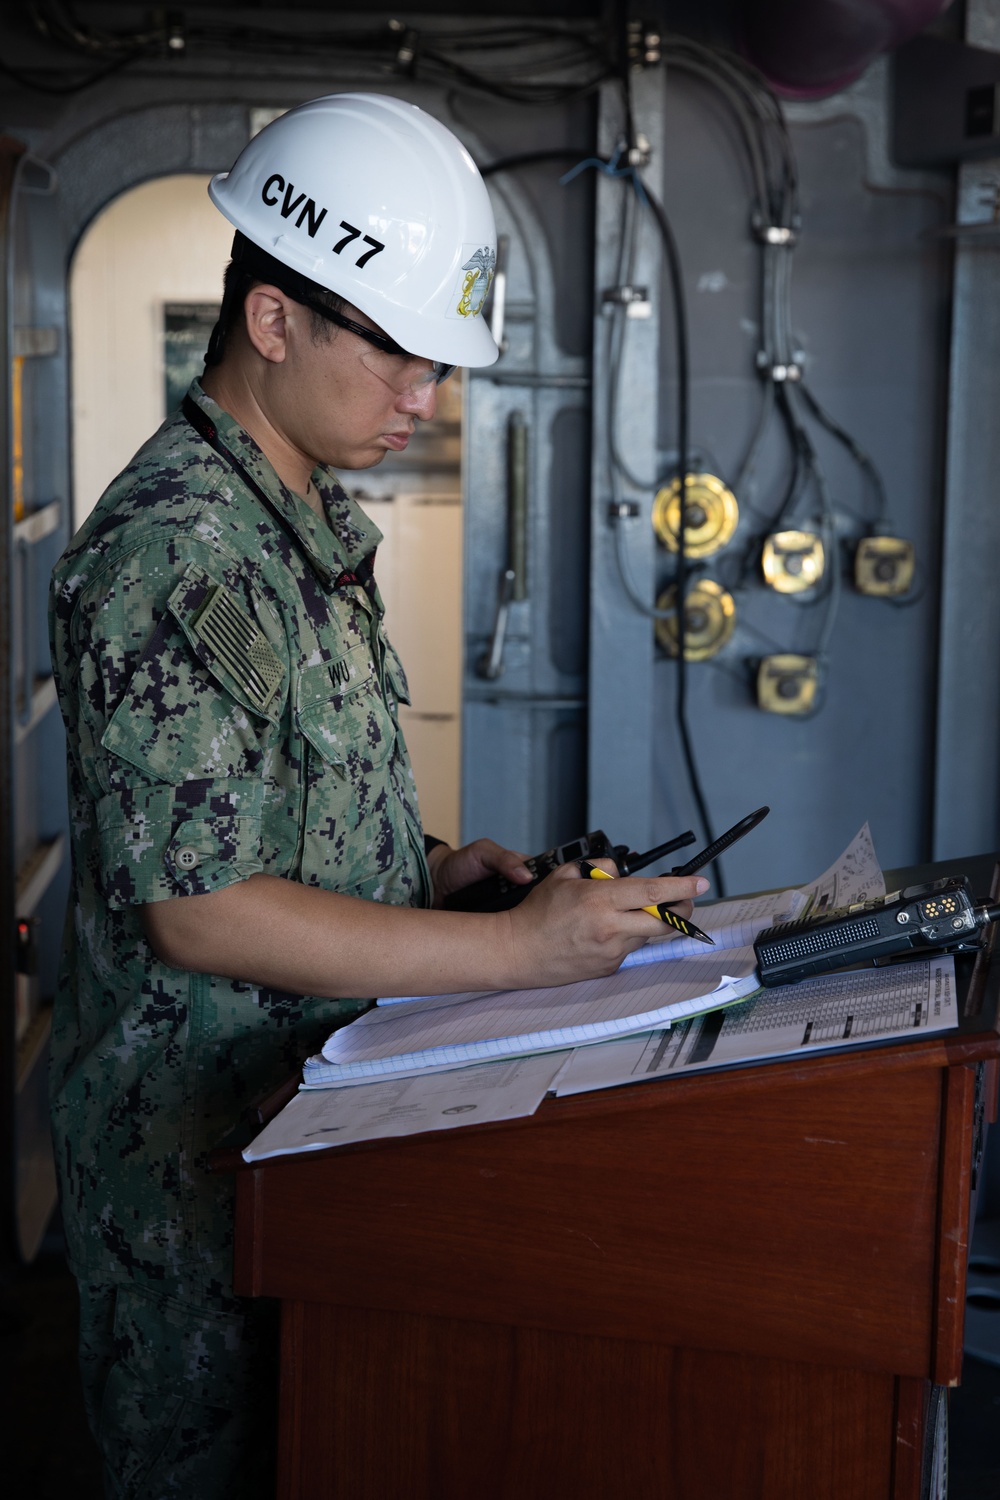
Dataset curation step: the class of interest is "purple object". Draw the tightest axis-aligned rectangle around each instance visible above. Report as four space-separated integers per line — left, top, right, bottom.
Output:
741 0 953 98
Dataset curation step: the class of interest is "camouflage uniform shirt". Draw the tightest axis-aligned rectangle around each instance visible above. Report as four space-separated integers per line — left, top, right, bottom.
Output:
49 379 430 1291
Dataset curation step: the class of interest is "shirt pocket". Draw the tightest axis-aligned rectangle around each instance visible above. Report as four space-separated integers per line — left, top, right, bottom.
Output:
295 645 394 773
293 648 404 895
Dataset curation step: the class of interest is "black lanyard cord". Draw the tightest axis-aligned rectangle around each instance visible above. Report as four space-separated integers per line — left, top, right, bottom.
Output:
181 394 340 595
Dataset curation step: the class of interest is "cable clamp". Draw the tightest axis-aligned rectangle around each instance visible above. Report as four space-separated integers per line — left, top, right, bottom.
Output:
755 353 802 383
625 133 653 167
387 18 419 72
164 11 186 53
608 501 640 521
627 22 662 69
754 223 797 247
602 284 651 318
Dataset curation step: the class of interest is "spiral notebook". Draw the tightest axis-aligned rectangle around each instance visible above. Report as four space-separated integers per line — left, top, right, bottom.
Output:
301 959 762 1087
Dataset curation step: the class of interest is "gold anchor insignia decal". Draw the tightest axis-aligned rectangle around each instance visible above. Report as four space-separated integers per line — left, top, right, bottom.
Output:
457 246 496 319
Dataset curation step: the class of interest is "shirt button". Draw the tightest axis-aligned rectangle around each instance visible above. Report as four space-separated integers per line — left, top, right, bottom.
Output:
175 846 201 871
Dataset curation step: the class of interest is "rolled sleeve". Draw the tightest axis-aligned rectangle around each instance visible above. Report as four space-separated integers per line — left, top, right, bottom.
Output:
97 778 267 907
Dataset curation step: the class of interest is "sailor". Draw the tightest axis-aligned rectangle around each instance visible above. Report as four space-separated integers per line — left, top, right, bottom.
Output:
49 93 706 1499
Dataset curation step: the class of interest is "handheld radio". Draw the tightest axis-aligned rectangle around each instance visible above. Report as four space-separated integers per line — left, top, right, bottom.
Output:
442 829 698 913
754 876 1000 988
443 806 770 914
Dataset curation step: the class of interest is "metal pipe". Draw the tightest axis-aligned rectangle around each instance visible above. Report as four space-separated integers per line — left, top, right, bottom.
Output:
742 0 950 98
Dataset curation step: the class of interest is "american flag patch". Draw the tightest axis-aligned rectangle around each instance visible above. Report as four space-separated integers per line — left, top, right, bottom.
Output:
192 585 284 712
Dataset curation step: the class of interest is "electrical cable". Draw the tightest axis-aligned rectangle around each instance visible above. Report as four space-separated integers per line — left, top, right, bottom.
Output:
665 40 799 224
0 49 139 94
768 389 813 532
660 36 802 559
600 172 672 608
443 30 896 735
21 7 616 101
555 45 721 882
734 428 805 589
480 149 593 178
662 41 873 688
772 384 843 660
28 0 160 52
633 172 724 888
732 376 775 505
606 192 670 494
796 382 890 525
608 5 722 890
662 30 901 651
662 53 771 218
418 46 605 106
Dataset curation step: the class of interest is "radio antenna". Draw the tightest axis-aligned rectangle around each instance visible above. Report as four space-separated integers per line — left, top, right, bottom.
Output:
618 830 697 875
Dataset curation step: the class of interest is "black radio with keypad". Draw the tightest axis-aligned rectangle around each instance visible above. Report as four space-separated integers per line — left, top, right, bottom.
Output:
754 876 1000 988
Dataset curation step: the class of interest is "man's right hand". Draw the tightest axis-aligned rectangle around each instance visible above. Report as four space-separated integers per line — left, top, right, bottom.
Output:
501 861 710 989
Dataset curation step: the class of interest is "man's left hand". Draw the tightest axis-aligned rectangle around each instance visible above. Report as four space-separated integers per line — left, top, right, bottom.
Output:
427 838 533 907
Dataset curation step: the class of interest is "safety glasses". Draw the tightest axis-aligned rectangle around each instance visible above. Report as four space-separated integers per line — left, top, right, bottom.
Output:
293 291 455 393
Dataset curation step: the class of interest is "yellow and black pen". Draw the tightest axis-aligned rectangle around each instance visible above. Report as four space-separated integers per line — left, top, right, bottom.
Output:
578 860 715 945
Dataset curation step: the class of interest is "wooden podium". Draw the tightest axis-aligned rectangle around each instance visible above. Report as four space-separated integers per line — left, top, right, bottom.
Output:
230 865 1000 1500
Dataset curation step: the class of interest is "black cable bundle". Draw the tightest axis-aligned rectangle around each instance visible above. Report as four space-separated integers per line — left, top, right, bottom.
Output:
638 185 721 886
9 7 616 101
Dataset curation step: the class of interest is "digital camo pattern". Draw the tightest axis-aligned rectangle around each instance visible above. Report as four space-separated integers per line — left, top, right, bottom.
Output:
78 1280 277 1499
49 379 430 1292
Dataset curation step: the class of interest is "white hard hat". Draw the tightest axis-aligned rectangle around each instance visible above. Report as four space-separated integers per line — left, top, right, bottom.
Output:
209 93 499 369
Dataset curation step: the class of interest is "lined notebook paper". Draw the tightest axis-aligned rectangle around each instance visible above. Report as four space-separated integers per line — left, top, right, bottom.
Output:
302 959 761 1086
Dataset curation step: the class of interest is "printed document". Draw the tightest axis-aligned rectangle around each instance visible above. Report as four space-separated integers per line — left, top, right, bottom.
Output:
244 1052 568 1160
621 823 884 968
553 955 958 1097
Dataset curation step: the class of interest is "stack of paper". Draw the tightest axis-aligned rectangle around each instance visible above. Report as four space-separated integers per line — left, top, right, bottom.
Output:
242 827 962 1162
247 954 958 1161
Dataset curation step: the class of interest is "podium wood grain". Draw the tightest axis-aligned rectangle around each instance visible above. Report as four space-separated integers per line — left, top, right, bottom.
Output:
235 1023 996 1499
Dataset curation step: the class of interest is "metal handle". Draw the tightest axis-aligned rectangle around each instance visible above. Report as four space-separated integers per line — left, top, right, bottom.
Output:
488 234 509 350
477 568 516 680
507 410 528 603
475 411 529 680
